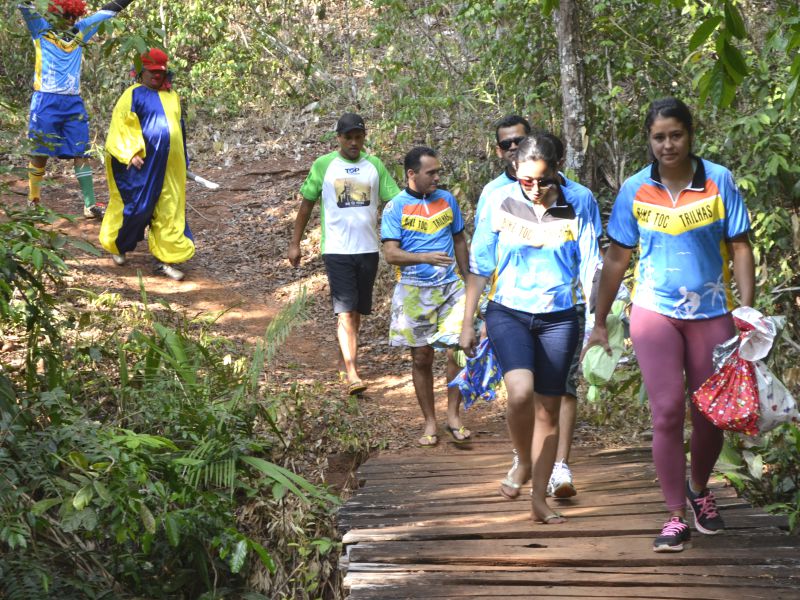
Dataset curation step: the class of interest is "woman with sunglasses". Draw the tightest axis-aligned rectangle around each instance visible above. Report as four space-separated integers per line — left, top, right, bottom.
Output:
459 135 601 524
584 97 755 551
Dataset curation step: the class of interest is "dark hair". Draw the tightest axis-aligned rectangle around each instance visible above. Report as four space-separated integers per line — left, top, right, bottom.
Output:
541 132 565 162
404 146 437 173
644 97 694 137
494 115 532 143
514 135 559 171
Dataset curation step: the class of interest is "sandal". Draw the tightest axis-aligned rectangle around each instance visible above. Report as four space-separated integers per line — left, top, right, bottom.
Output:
535 512 566 525
445 424 471 443
348 380 367 395
499 450 530 500
418 433 439 447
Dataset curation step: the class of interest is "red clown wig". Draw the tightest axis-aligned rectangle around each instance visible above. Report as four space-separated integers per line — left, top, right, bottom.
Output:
48 0 87 19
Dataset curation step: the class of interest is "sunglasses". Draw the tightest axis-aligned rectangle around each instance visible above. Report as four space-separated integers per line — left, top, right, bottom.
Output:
519 176 558 191
497 136 526 151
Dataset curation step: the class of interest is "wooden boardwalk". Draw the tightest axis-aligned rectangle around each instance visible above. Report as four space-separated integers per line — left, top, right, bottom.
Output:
338 438 800 599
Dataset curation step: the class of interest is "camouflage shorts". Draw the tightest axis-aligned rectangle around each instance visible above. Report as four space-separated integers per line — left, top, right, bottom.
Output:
389 279 465 348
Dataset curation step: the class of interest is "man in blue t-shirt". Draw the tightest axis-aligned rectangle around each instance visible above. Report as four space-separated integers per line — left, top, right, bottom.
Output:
20 0 135 218
381 147 471 447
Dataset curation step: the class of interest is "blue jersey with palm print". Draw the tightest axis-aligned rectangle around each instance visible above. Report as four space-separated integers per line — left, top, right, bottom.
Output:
607 157 750 320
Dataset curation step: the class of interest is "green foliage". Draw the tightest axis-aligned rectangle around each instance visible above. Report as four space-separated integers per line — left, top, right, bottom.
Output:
0 214 357 598
716 424 800 531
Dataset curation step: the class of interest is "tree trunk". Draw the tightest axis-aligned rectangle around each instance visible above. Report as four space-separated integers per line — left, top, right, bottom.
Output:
553 0 590 184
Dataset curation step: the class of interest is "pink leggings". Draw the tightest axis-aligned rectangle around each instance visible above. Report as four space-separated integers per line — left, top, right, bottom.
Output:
630 305 735 511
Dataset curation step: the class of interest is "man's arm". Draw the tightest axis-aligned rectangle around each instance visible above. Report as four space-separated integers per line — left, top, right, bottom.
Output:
287 196 315 267
18 2 49 38
100 0 135 13
382 240 453 267
459 272 489 356
729 233 755 307
582 242 632 358
77 0 135 39
453 231 469 279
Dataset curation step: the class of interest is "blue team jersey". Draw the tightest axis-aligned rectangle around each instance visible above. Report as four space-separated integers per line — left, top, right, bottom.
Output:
607 157 750 320
381 188 465 287
475 171 515 229
20 4 118 95
470 181 601 314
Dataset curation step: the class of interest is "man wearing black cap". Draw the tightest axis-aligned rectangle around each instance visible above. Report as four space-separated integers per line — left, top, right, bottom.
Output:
288 113 400 396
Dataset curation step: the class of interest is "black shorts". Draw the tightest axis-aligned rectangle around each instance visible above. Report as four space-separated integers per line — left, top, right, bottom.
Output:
565 303 586 397
323 252 379 315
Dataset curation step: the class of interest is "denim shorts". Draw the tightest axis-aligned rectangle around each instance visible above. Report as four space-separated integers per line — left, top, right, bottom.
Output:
485 301 579 396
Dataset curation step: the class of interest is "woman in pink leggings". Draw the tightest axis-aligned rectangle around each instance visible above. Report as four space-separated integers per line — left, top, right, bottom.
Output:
585 97 755 552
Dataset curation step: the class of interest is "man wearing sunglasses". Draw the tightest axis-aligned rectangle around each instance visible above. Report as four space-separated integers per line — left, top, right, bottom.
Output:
474 115 533 229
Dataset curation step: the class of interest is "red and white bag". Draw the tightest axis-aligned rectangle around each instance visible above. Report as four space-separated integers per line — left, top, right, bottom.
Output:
693 307 797 435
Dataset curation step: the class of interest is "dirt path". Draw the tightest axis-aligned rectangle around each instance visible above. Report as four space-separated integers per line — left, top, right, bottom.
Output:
2 150 511 463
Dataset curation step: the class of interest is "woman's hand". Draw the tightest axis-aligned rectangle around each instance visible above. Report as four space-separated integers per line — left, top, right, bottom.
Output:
129 154 144 169
581 323 611 362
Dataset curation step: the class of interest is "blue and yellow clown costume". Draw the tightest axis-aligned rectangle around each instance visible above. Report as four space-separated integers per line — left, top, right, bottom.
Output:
99 49 194 265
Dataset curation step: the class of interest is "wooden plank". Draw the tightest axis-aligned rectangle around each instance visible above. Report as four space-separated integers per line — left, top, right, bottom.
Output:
338 499 760 536
356 449 654 472
345 533 800 568
356 446 652 471
341 485 741 510
344 565 800 587
354 465 658 487
340 512 788 543
340 441 793 598
346 583 795 599
342 562 800 581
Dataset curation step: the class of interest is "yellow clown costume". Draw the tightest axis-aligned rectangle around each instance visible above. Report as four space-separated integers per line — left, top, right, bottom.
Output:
99 82 194 264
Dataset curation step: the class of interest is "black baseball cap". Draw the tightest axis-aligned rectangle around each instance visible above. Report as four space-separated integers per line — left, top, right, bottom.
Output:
336 113 366 134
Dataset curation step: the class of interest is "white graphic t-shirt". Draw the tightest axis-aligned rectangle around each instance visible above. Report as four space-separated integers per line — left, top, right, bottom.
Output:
299 151 400 254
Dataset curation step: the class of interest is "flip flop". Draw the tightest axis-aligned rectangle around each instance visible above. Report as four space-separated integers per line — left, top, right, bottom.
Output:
348 380 367 395
445 424 471 443
499 478 524 500
418 434 439 447
499 451 530 500
535 512 566 525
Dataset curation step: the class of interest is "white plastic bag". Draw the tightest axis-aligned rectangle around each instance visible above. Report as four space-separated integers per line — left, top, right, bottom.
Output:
729 307 797 433
754 360 799 432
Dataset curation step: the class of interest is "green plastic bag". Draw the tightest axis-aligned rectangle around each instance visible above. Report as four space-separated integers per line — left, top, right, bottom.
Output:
582 301 626 403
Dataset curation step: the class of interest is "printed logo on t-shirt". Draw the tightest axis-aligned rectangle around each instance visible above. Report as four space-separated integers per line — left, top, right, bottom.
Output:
335 178 371 208
400 198 453 234
495 212 577 248
493 197 578 248
633 195 725 236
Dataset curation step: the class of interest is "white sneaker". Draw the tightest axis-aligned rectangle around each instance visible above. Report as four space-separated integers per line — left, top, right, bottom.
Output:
111 253 126 266
83 203 106 219
155 262 185 281
547 460 577 498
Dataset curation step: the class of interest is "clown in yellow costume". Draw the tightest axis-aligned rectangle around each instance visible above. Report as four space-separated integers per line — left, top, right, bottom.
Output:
99 48 194 281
